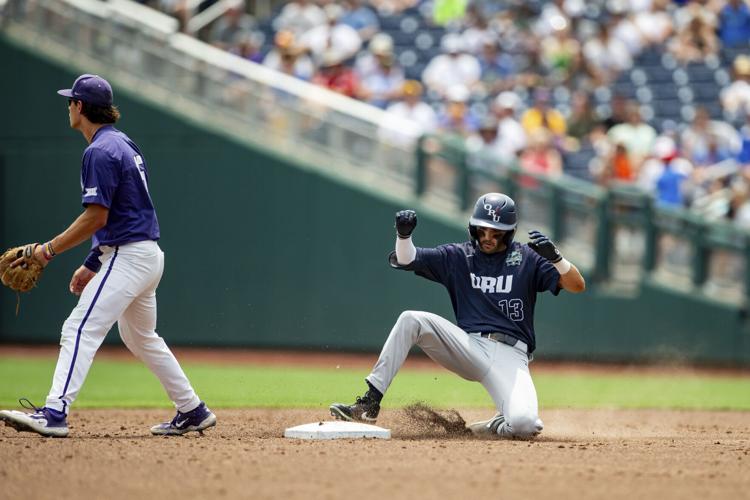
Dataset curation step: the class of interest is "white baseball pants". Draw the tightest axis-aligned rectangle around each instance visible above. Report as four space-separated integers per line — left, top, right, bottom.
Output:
366 310 543 438
45 240 201 414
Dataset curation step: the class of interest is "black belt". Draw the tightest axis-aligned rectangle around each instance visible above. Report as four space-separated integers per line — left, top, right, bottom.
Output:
480 332 521 348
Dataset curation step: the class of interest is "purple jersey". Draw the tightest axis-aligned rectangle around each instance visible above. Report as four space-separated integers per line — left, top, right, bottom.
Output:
80 126 159 271
392 241 560 353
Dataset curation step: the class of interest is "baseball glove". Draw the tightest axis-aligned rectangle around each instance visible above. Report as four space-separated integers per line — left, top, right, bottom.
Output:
0 244 44 293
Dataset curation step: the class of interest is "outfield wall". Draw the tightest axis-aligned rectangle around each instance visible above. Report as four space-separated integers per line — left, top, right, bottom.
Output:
1 38 748 364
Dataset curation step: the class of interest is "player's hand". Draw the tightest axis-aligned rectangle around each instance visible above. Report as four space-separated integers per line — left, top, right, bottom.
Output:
528 230 562 263
69 266 96 296
395 210 417 239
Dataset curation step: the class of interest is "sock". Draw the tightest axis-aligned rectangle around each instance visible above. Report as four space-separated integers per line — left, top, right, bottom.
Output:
365 380 383 403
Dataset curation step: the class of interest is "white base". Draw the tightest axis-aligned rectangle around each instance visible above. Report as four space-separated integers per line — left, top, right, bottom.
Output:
284 420 391 440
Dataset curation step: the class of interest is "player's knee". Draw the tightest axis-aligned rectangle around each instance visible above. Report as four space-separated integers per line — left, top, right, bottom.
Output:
507 414 543 438
396 310 424 330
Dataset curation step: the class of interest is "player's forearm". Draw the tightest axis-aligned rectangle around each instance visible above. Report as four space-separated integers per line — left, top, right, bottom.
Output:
558 263 585 293
395 236 416 265
47 206 108 256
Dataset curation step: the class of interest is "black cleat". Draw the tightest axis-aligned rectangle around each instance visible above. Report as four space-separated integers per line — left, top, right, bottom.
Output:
329 395 380 423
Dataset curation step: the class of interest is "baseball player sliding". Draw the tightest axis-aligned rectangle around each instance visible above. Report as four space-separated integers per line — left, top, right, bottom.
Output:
330 193 586 438
0 74 215 437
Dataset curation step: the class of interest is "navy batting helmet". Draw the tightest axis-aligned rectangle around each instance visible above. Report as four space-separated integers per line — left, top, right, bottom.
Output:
468 193 517 245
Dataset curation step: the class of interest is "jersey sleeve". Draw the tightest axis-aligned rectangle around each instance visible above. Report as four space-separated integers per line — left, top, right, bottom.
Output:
83 246 104 273
388 244 453 284
531 248 561 295
81 147 119 208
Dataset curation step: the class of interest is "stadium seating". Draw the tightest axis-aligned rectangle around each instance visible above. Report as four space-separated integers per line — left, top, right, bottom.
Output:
253 3 747 135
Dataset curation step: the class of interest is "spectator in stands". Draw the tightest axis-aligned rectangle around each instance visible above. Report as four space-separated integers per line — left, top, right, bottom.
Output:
519 128 563 185
357 43 404 108
367 0 418 15
274 0 325 36
668 11 719 63
300 4 362 63
637 136 694 204
567 91 597 140
460 5 494 55
492 91 527 160
738 112 750 165
534 0 581 38
355 33 395 81
603 94 629 130
735 199 750 228
209 0 255 50
655 156 690 207
493 8 535 62
433 0 470 25
608 143 635 183
582 21 632 85
733 182 750 228
718 0 750 48
422 34 481 97
608 101 657 171
437 85 479 137
633 0 673 47
154 0 192 33
466 116 515 173
540 23 580 85
521 87 567 139
230 31 264 64
721 55 750 120
262 30 315 80
477 36 517 94
672 0 718 34
689 175 733 220
383 80 438 142
681 106 742 167
312 48 359 98
340 0 380 41
611 8 645 57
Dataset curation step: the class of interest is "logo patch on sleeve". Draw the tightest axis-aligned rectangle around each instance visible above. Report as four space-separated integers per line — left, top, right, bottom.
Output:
505 249 522 266
84 187 98 197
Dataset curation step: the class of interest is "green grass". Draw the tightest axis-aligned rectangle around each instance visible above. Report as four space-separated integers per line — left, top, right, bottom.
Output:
1 356 749 411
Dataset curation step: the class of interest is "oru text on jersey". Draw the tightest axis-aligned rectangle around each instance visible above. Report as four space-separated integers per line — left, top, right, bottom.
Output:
397 241 561 353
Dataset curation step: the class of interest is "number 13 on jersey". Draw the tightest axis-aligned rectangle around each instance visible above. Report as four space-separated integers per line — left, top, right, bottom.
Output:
498 299 524 321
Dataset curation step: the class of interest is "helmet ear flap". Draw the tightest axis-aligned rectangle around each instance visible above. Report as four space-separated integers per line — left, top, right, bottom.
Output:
468 225 478 241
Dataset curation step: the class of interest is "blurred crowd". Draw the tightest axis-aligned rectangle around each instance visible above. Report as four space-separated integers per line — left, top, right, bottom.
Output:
137 0 750 228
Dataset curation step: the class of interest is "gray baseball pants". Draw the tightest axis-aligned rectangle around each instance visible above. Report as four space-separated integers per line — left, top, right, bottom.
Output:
366 310 543 438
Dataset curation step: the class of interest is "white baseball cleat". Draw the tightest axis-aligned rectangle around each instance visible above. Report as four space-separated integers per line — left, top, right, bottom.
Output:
0 399 69 438
467 413 507 437
468 413 544 439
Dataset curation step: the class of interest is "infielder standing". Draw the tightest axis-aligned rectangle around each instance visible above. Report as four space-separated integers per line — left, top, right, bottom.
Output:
330 193 585 438
0 74 216 437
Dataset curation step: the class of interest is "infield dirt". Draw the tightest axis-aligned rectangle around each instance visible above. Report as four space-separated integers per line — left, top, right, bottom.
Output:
1 407 748 500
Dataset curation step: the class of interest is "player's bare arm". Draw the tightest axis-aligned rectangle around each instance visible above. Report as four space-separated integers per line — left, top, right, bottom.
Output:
11 204 108 270
44 204 108 260
527 230 585 293
49 204 108 254
558 264 585 293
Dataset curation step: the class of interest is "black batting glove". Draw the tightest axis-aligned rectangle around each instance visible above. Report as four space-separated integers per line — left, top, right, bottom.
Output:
395 210 417 239
528 230 562 263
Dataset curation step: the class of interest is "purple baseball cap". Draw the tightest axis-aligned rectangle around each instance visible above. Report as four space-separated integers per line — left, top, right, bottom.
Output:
57 74 113 107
